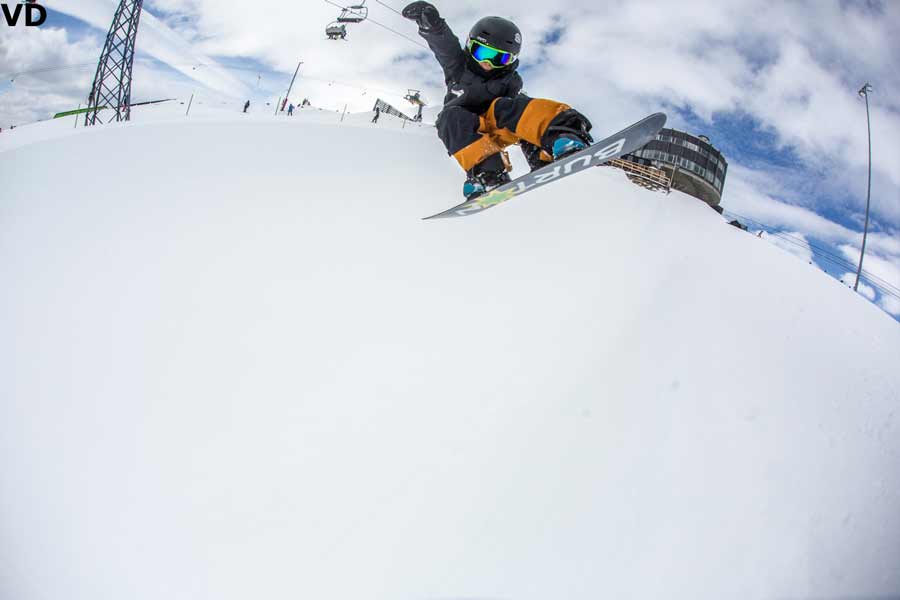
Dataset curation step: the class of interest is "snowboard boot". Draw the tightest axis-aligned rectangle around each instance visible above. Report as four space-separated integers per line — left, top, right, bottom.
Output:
520 140 549 172
542 109 594 161
463 153 512 200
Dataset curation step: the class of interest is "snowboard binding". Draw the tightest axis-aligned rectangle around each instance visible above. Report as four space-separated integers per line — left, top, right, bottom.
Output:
463 152 512 200
542 109 594 160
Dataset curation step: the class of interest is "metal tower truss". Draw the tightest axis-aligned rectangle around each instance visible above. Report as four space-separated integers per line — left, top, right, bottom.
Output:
85 0 144 126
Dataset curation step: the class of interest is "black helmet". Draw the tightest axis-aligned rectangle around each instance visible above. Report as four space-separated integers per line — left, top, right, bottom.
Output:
468 16 522 56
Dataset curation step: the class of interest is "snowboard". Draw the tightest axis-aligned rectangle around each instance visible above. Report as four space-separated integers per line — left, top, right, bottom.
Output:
424 112 667 220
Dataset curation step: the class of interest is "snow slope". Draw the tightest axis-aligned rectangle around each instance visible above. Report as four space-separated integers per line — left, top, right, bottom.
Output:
1 106 899 600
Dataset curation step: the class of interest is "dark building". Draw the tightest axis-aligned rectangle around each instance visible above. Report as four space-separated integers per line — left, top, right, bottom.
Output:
625 128 729 206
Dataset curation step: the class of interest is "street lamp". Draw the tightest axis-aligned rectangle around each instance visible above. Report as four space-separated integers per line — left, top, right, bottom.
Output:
854 82 874 292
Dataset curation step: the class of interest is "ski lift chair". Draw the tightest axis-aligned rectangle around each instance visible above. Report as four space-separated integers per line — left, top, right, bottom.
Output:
326 23 348 40
337 1 368 23
404 90 426 122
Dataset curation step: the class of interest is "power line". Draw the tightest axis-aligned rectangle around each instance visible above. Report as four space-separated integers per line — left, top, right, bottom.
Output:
2 57 234 82
138 59 414 99
300 74 408 99
1 62 97 81
723 210 896 286
729 212 852 266
2 56 418 120
726 212 860 274
208 61 414 98
724 210 893 283
724 209 900 300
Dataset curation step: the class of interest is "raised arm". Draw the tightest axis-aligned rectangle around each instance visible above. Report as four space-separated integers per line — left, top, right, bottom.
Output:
403 2 466 83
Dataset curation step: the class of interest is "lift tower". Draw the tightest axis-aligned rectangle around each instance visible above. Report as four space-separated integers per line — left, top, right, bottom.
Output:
85 0 145 126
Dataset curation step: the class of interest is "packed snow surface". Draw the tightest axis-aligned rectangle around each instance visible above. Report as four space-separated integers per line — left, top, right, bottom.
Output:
2 104 899 600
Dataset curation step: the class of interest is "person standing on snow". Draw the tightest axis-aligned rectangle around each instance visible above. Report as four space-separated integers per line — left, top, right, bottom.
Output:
372 106 381 124
243 100 251 114
288 103 295 116
402 2 593 200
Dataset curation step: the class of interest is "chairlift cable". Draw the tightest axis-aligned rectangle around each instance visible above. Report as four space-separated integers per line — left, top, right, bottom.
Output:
324 0 428 49
374 0 403 17
364 16 429 49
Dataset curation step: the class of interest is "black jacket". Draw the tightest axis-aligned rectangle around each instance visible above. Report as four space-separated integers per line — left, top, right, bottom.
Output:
421 19 523 115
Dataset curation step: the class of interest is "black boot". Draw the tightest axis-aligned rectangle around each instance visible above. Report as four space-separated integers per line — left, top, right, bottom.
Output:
519 140 548 172
463 153 511 199
541 109 594 159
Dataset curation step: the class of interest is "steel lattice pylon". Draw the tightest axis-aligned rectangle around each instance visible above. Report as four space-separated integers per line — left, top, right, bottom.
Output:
85 0 144 126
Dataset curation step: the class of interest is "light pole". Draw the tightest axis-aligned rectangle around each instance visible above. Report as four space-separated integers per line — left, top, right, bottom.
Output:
282 60 303 112
854 83 873 292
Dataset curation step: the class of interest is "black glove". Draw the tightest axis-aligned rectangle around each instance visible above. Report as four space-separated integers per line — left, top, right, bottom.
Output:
402 1 441 32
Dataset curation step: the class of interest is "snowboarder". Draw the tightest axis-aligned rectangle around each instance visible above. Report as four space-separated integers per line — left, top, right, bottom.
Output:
243 100 250 114
402 2 593 200
372 107 381 124
288 103 295 116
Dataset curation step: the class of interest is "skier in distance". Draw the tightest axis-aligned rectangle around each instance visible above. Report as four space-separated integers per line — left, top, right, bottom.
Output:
402 1 594 200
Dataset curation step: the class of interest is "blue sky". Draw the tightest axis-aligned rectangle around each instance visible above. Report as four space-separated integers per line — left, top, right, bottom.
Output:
1 0 898 317
39 8 88 34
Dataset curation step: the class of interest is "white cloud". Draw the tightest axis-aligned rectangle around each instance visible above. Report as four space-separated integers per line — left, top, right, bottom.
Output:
48 0 248 97
9 1 900 169
0 26 99 125
840 272 877 301
722 164 899 316
838 242 900 295
724 167 858 243
881 294 900 317
760 231 815 265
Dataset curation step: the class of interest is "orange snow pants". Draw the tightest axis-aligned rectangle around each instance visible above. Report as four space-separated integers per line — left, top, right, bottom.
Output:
436 95 571 171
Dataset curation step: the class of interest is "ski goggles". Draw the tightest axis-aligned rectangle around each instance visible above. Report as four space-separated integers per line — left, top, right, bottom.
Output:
467 39 517 68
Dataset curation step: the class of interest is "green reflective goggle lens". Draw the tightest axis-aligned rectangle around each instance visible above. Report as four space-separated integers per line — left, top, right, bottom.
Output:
468 40 516 68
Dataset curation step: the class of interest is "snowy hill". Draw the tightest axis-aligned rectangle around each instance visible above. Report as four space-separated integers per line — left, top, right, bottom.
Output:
1 105 899 600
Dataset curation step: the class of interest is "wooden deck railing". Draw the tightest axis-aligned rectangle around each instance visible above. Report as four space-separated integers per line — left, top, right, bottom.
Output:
605 158 672 193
